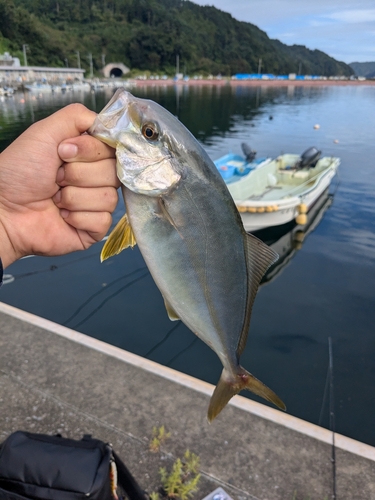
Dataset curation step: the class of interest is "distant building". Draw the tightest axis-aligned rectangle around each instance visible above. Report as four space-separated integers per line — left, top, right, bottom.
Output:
0 52 21 67
0 52 85 84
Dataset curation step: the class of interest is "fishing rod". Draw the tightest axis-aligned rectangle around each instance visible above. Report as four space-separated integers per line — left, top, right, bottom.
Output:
318 337 337 499
329 336 337 500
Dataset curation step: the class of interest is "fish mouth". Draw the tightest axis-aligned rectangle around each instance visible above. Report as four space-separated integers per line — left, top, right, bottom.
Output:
88 88 135 146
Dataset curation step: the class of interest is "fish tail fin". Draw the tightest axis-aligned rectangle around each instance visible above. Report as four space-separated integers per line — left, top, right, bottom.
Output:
207 366 286 423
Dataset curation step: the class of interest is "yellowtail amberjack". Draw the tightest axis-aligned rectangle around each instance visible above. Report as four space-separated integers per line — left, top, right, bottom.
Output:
89 89 285 421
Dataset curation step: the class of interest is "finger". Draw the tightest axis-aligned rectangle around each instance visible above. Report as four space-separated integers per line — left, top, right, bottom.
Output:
62 211 113 242
54 186 119 213
57 159 120 188
30 103 97 144
58 134 116 163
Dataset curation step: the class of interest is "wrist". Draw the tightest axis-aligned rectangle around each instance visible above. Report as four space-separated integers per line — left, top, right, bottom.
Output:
0 210 22 269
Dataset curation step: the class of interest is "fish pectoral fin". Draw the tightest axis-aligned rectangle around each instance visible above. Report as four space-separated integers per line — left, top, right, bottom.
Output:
100 213 137 262
158 197 182 238
236 233 279 356
207 367 286 423
163 298 180 321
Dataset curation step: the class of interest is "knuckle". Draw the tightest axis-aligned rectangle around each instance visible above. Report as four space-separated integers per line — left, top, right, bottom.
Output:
106 188 119 211
100 212 112 230
65 164 85 185
66 102 87 115
60 186 76 209
102 188 118 212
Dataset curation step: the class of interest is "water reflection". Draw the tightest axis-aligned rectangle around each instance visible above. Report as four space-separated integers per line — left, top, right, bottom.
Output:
258 188 334 285
1 84 375 446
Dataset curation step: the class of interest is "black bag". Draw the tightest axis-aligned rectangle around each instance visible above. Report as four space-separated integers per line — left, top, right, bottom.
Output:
0 431 147 500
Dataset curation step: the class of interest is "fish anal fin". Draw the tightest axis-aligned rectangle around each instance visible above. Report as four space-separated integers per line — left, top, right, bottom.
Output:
164 298 180 321
100 214 137 262
207 367 286 423
237 233 279 356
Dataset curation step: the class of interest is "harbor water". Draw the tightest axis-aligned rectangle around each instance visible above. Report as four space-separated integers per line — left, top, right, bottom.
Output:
0 82 374 446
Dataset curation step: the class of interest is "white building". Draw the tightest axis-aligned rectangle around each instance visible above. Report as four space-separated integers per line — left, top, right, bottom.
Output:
0 52 85 84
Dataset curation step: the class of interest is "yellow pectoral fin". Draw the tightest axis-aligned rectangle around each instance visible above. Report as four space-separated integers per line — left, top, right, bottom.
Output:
164 298 180 321
100 214 137 262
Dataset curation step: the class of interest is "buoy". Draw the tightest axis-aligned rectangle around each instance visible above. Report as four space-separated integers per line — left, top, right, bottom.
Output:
265 206 273 212
295 214 307 225
237 205 247 213
313 124 320 129
248 207 257 213
257 207 265 213
298 203 308 214
333 139 339 144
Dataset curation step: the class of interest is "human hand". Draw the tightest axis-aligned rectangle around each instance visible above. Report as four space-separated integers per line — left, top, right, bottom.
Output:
0 103 120 269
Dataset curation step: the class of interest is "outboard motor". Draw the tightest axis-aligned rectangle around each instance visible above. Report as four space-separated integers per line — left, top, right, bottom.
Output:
297 147 321 169
241 142 257 162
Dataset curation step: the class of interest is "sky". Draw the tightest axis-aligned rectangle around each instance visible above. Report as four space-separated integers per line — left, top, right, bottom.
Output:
192 0 375 63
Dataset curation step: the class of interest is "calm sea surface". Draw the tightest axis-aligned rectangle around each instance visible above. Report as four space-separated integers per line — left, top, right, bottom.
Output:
1 83 374 445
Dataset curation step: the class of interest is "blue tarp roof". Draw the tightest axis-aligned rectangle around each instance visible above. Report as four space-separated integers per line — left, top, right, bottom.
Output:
233 74 322 80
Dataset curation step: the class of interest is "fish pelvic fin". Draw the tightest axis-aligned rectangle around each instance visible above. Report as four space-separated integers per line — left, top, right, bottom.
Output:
207 366 286 423
163 297 180 321
100 213 137 262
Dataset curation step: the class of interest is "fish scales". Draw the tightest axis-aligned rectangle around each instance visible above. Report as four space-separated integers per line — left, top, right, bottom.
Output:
89 88 286 421
124 179 248 367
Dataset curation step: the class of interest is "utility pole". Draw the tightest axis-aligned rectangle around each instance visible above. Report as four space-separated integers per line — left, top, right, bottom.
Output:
101 53 106 68
176 54 179 77
88 53 93 78
298 62 302 75
22 44 28 67
76 51 81 69
64 58 68 68
258 58 262 76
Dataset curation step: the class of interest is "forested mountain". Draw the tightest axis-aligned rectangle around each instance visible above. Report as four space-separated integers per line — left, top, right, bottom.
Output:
349 62 375 78
0 0 353 77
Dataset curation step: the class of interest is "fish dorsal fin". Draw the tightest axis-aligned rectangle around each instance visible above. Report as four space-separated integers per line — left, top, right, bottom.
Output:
100 213 137 262
237 233 278 356
164 298 180 321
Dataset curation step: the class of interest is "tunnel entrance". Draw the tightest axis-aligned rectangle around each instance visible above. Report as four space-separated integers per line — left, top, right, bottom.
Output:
110 67 123 77
103 63 130 78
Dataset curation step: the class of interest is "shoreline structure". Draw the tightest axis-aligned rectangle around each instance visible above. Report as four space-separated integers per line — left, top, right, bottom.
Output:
0 301 374 500
131 77 375 88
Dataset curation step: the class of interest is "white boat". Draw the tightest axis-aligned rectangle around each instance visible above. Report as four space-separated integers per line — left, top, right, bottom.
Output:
71 81 91 92
221 146 340 232
24 82 53 93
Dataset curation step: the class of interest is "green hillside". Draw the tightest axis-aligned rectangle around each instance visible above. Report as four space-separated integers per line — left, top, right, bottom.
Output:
0 0 353 77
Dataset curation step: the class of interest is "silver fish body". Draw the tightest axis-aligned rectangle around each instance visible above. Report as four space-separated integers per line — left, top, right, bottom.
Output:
89 89 285 421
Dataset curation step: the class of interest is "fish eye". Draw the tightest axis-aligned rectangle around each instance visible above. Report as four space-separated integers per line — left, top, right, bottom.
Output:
142 123 159 141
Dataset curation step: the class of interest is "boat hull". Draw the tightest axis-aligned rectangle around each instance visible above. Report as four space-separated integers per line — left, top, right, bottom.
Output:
239 165 337 231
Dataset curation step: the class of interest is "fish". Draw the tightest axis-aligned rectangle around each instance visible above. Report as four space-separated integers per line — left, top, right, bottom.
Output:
88 89 286 422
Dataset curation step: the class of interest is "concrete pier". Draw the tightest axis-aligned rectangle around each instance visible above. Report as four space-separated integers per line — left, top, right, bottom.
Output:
0 301 374 500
